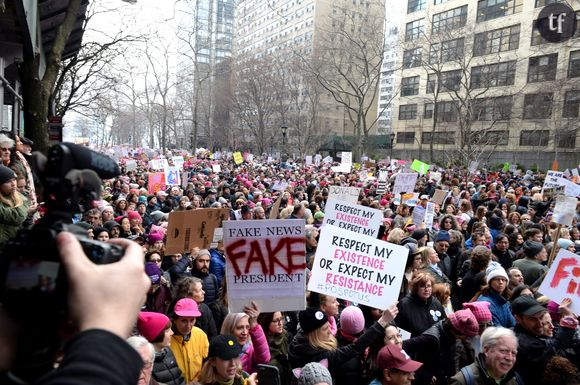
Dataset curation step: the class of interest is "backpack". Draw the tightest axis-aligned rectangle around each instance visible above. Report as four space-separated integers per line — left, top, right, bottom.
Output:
460 365 523 385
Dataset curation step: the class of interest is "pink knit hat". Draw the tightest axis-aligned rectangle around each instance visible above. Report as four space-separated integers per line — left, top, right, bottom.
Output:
137 312 169 342
340 306 365 335
127 210 141 223
463 302 492 323
448 309 479 337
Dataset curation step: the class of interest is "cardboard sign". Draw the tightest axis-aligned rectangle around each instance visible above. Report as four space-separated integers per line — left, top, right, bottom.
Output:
552 195 577 226
307 224 407 310
328 186 361 204
233 152 243 165
323 199 383 237
392 173 418 195
165 208 230 254
125 159 137 172
432 189 449 206
539 249 580 315
224 219 306 313
164 166 181 186
411 159 429 175
148 172 165 194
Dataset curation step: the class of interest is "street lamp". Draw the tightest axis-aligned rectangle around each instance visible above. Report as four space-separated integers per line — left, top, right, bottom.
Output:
281 125 288 145
389 132 396 160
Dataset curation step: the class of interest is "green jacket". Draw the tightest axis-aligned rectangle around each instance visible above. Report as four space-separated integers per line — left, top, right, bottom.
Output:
0 193 29 249
449 354 520 385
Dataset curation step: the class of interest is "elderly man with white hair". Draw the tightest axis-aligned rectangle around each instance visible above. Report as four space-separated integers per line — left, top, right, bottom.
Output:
449 326 520 385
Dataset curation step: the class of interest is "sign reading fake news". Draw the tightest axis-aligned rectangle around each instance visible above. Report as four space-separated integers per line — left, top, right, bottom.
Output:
308 225 407 310
539 249 580 315
224 219 306 313
323 198 382 237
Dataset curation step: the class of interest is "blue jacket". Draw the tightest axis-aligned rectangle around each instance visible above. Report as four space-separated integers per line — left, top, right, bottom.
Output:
477 291 515 328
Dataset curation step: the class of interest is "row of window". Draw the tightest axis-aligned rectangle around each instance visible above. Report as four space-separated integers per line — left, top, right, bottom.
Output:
398 90 580 121
408 0 559 15
400 49 580 96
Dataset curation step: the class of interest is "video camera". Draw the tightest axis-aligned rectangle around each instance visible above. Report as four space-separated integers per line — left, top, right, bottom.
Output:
0 143 123 382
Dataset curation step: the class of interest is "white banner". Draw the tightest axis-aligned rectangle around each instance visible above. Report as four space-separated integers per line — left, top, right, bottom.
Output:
323 199 383 237
539 249 580 316
552 195 577 226
307 225 407 310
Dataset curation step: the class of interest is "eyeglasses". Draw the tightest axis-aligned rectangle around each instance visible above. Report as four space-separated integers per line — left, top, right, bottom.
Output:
437 243 450 248
1 148 10 152
271 318 284 324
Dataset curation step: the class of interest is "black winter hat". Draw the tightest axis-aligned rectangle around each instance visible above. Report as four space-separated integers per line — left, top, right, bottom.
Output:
0 165 17 185
299 307 328 334
208 334 241 360
523 240 544 258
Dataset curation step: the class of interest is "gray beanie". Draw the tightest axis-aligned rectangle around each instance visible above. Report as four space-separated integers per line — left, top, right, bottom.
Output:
0 165 16 185
297 362 333 385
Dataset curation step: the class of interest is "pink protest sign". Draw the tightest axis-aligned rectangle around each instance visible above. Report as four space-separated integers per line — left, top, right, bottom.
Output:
148 172 166 194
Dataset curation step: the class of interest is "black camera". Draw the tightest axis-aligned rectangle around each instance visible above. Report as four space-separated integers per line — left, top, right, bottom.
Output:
0 143 122 382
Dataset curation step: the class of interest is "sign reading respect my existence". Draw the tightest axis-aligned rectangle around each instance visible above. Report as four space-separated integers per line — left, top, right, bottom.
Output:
224 219 306 313
308 225 407 310
323 198 382 237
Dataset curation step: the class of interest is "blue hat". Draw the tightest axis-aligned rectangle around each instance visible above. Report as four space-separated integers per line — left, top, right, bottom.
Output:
434 230 450 243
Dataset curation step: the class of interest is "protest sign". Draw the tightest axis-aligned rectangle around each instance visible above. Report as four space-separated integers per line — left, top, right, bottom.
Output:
328 186 361 204
376 169 389 195
323 156 333 164
539 249 580 316
272 181 289 191
552 195 577 226
172 156 185 169
392 173 418 195
165 208 230 254
323 199 382 237
341 152 352 166
411 159 429 175
233 152 243 165
314 154 322 166
560 177 580 197
210 227 224 249
307 225 407 309
148 172 165 194
392 193 420 206
541 171 565 194
331 164 351 173
224 219 306 312
181 171 189 190
542 171 580 197
430 171 442 183
305 156 313 166
423 202 435 229
411 205 426 227
432 189 449 206
502 163 510 172
150 159 164 170
573 168 579 178
164 166 181 186
125 159 137 172
543 185 566 198
212 164 221 173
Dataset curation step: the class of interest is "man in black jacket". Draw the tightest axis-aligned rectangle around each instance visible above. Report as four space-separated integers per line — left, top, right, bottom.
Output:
190 249 219 305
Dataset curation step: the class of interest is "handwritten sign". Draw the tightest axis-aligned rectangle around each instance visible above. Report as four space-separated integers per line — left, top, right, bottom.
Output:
305 156 313 166
341 152 352 166
392 173 418 195
165 208 230 254
323 199 382 237
411 205 426 227
542 171 565 194
411 159 429 175
307 225 407 310
539 249 580 315
328 186 361 204
432 189 449 206
224 219 306 313
424 202 435 229
552 195 577 226
148 172 165 194
233 152 243 165
376 169 389 195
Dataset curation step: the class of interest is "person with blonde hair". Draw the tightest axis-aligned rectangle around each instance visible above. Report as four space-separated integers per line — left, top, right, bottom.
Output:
199 334 258 385
0 164 30 249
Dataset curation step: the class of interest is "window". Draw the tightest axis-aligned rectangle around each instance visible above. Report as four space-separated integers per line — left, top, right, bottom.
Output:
519 130 549 146
422 131 455 144
424 103 434 118
408 0 426 13
427 74 437 94
568 50 580 78
401 76 420 96
527 53 558 83
434 0 449 4
405 19 424 41
427 70 462 93
469 130 509 145
397 132 415 143
432 5 467 34
531 20 549 46
556 131 576 148
403 48 422 69
399 104 418 120
436 101 458 122
429 37 464 64
523 93 553 119
474 24 520 56
470 61 516 88
477 0 523 22
535 0 562 6
563 90 580 117
472 96 513 121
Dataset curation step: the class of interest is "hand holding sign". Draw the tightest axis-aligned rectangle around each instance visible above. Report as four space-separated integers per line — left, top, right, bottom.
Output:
244 301 261 328
378 302 399 326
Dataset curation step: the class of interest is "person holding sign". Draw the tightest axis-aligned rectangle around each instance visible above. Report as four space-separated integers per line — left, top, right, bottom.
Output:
288 304 398 380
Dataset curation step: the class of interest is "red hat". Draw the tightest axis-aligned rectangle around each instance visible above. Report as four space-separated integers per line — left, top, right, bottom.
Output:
127 210 141 223
137 312 169 342
448 309 479 337
174 298 201 317
377 345 423 372
462 302 492 324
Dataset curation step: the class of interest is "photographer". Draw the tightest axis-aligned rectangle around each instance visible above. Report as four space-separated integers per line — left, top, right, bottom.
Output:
0 165 30 250
36 232 150 385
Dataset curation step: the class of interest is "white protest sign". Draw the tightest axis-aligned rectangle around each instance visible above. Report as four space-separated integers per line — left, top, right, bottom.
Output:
164 166 181 186
125 159 137 172
305 156 313 166
423 202 435 229
328 186 361 204
323 156 333 164
323 199 383 237
212 164 221 173
539 249 580 316
430 171 442 183
377 169 389 195
224 219 306 312
542 171 565 194
172 156 185 169
150 159 164 170
314 154 322 166
392 173 419 195
341 152 352 166
572 168 579 178
331 164 352 173
411 205 426 227
272 181 289 191
560 178 580 197
307 225 407 309
552 195 577 226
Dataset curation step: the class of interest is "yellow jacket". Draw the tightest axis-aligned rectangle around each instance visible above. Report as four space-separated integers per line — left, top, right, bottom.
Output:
170 326 209 382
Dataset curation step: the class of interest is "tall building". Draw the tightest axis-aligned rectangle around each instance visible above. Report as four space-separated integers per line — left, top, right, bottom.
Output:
233 0 386 156
392 0 580 168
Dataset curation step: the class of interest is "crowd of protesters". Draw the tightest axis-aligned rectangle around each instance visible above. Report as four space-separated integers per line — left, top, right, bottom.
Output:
1 136 580 385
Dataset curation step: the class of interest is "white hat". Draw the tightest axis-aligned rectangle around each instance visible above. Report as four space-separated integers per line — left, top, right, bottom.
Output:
486 262 508 284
